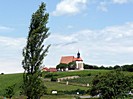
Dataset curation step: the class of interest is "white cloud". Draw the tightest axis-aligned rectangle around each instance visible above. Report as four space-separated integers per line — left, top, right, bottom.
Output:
112 0 129 4
52 0 88 16
97 0 132 12
44 22 133 67
0 36 25 49
52 0 132 15
0 26 14 32
1 22 133 73
97 2 108 12
0 36 25 74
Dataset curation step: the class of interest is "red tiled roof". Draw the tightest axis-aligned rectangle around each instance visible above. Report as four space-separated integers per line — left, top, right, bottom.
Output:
60 56 83 64
43 67 57 72
60 56 74 64
74 57 83 61
43 67 49 71
48 68 57 72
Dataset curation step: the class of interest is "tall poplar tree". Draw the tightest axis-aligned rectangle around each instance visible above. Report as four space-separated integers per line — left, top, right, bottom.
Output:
22 2 50 99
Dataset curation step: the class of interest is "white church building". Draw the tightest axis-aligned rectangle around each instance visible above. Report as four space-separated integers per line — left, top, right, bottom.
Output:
60 51 84 70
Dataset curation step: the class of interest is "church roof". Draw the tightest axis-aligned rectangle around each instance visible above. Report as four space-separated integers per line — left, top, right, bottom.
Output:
60 56 83 64
60 56 74 64
74 57 83 61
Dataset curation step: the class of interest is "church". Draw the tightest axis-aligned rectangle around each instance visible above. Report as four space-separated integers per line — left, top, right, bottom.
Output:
60 51 84 70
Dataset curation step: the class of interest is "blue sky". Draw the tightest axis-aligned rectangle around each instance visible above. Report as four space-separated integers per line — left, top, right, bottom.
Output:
0 0 133 73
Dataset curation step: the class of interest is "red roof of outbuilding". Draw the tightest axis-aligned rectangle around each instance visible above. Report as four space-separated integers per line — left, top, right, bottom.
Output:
42 67 57 72
43 67 49 71
48 68 57 72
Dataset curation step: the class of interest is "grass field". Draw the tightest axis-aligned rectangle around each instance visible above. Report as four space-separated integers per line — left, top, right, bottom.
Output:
0 70 91 96
0 95 84 99
41 95 76 99
45 81 88 94
44 69 111 86
0 69 132 98
44 69 110 78
0 73 23 96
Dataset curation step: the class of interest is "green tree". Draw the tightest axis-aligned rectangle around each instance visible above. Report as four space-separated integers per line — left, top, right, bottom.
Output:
68 61 76 70
90 70 133 99
122 64 133 72
21 2 50 99
84 64 93 69
56 63 68 70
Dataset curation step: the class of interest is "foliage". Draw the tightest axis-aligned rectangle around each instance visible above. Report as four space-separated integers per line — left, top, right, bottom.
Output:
21 2 50 99
90 70 133 99
51 76 57 82
84 64 93 69
114 65 121 70
56 62 76 70
85 63 133 72
68 61 76 70
122 64 133 72
21 74 47 98
4 84 16 98
56 63 68 70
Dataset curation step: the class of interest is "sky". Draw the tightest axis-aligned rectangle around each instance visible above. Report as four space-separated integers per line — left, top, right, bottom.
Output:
0 0 133 73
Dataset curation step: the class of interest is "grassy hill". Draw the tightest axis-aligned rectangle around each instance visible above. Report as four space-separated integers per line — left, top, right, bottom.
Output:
0 69 132 97
0 70 107 96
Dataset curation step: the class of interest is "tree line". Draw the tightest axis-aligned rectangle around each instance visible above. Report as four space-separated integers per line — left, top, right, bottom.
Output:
84 64 133 72
56 63 133 72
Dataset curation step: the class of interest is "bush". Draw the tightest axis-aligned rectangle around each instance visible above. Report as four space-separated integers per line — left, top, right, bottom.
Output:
87 73 91 76
4 84 16 98
1 73 4 75
51 76 57 82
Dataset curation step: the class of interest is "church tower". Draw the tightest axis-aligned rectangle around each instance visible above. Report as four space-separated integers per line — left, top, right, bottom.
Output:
75 51 84 70
77 51 80 58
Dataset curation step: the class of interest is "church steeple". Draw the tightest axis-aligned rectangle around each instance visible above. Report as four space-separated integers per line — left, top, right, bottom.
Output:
77 51 80 58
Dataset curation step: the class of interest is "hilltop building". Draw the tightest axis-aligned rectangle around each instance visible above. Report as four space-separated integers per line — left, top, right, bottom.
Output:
60 51 84 70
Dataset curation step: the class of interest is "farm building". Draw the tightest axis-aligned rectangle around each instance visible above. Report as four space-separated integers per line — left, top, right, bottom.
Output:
42 67 57 72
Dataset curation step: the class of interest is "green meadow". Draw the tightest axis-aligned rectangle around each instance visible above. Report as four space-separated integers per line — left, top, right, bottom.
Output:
0 70 132 98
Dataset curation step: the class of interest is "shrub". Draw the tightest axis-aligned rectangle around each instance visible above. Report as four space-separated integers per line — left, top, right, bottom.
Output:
1 73 4 75
87 73 91 76
4 84 16 98
51 76 57 82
